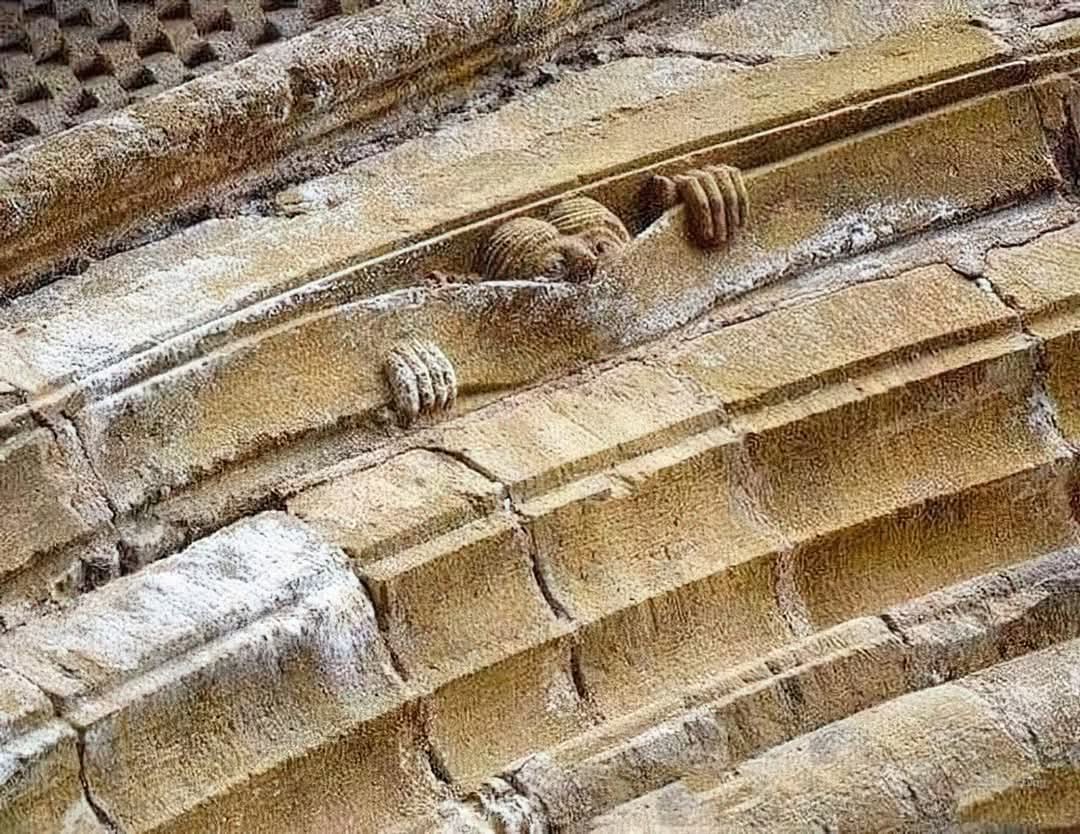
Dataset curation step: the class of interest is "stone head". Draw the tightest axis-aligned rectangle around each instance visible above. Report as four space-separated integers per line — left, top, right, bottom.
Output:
477 196 631 282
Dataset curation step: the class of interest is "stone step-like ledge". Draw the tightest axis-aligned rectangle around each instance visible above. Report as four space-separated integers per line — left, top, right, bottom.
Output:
0 0 665 293
0 512 430 834
0 665 105 834
280 259 1077 787
3 254 1079 829
688 637 1080 830
428 546 1080 833
0 22 1022 404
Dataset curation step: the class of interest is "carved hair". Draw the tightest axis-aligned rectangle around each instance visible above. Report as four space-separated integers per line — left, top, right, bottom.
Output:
476 216 562 281
477 197 630 281
546 196 631 244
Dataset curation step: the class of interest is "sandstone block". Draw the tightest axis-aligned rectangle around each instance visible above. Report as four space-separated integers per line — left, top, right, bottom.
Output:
697 640 1080 831
289 449 505 566
520 428 789 717
668 265 1014 412
363 513 565 691
426 639 597 788
985 223 1080 445
432 360 715 499
702 683 1036 832
666 264 1074 628
55 43 1055 520
0 512 434 834
0 425 110 583
0 667 104 834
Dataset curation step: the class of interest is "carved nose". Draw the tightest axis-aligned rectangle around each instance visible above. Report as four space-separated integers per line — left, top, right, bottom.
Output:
559 238 600 282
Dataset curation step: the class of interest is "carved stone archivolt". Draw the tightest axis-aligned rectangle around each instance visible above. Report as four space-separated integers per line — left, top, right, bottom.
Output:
384 166 751 424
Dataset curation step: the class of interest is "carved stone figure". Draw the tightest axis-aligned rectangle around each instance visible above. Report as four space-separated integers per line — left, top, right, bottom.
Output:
383 165 750 424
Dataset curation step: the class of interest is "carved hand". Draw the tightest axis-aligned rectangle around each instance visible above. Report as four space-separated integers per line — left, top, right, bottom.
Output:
384 339 458 425
650 165 750 248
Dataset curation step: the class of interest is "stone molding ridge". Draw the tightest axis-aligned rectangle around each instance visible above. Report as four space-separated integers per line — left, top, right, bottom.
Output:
0 0 659 296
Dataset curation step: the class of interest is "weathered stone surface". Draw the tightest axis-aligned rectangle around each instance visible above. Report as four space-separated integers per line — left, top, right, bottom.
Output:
9 4 1080 832
0 423 111 584
693 639 1080 831
665 265 1077 634
289 449 505 566
983 222 1080 314
0 20 1011 396
0 0 350 155
628 0 985 60
429 360 716 499
522 427 791 718
60 80 1056 523
0 512 435 834
423 544 1080 833
426 640 597 787
0 721 104 834
983 224 1080 450
668 265 1014 410
273 242 1080 820
0 667 103 834
0 0 665 292
364 513 565 691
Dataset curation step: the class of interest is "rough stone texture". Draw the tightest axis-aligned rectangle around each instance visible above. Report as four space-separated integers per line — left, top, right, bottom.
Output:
629 0 986 60
7 1 1080 832
0 0 349 153
47 78 1055 526
0 666 104 833
0 0 663 291
0 20 1012 398
613 638 1080 832
0 412 112 601
0 512 433 833
289 449 506 565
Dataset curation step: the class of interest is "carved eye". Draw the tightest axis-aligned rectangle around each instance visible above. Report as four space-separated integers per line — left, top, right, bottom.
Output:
542 252 568 280
594 239 612 256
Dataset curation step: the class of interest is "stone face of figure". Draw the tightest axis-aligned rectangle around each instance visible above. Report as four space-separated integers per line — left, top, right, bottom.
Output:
384 165 749 424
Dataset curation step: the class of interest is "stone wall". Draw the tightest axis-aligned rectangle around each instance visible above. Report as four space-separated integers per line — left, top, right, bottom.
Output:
5 1 1080 832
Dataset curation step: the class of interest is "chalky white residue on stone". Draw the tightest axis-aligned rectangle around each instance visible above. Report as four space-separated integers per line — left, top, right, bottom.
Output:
617 196 962 345
0 722 72 788
0 749 18 787
544 667 581 715
17 513 357 690
1027 386 1071 458
264 580 395 699
275 180 346 216
0 235 261 388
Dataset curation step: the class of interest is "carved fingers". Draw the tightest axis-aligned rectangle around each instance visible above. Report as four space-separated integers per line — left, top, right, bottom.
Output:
650 165 749 249
384 340 458 426
647 173 680 215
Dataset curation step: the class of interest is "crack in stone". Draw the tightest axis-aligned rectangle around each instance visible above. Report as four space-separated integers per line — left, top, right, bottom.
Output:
952 259 1079 462
498 769 553 833
418 700 456 789
518 515 574 623
76 728 120 834
353 571 411 684
569 639 604 723
420 444 575 623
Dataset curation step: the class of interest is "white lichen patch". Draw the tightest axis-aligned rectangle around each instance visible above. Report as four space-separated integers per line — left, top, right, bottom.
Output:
544 666 581 715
